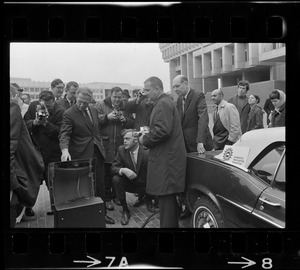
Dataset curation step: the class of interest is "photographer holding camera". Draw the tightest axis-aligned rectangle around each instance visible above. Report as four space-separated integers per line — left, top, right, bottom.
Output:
24 90 65 217
95 87 135 211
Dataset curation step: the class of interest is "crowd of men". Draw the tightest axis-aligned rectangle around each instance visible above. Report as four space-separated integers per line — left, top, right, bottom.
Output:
10 77 286 228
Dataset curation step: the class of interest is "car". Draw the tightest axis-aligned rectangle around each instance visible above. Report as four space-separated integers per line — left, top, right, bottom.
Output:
185 127 285 229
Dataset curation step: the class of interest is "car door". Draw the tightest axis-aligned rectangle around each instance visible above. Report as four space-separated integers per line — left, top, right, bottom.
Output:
250 145 285 228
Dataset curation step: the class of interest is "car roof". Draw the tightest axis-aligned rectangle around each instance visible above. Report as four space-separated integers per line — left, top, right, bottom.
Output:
234 127 285 168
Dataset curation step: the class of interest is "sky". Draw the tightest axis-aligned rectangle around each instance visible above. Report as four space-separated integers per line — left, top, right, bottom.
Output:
10 43 171 91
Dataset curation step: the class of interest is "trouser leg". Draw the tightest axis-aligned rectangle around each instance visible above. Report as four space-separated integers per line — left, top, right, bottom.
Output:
158 193 180 228
93 146 106 214
104 163 113 202
112 175 129 213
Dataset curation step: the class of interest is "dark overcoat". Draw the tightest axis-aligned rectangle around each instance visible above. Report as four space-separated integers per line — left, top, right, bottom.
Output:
142 93 186 196
228 95 250 134
246 104 264 132
176 88 213 152
96 97 134 163
24 101 65 164
269 102 285 128
10 101 44 207
59 104 106 160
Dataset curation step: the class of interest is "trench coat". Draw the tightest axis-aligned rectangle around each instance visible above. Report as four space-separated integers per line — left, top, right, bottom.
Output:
96 97 134 163
142 93 186 196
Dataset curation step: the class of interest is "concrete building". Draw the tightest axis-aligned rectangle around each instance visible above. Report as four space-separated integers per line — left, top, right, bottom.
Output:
159 43 285 109
10 77 142 101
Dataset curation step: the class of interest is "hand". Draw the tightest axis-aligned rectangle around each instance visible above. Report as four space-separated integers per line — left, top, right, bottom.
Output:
121 168 137 180
107 112 119 121
197 143 206 154
119 115 126 123
61 149 71 161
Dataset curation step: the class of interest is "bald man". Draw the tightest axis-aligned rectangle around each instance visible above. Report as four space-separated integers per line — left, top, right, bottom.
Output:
211 89 242 150
173 75 213 154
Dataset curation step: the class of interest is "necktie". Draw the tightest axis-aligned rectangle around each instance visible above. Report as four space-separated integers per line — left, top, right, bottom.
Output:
214 106 218 124
182 97 186 113
130 151 137 171
83 109 93 124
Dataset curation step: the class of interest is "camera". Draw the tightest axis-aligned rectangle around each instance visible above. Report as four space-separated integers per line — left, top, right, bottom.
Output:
112 107 123 118
36 102 49 120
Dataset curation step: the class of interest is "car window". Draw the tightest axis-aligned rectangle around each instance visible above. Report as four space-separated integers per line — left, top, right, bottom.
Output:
273 154 285 192
250 144 285 185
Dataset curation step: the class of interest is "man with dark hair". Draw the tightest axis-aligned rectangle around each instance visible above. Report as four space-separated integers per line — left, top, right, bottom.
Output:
10 85 44 227
56 81 79 110
139 76 186 228
24 90 65 217
228 80 251 134
95 87 134 211
51 78 65 100
111 129 150 225
122 89 131 104
59 87 115 225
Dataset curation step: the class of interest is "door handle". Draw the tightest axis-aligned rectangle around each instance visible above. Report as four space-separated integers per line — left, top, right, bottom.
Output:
259 197 281 207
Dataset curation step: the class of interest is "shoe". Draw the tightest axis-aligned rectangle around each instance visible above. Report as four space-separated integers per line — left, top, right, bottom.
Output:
25 208 35 216
113 199 122 206
22 208 36 221
105 215 115 224
106 201 114 211
120 211 130 225
47 210 54 215
133 197 144 207
146 203 156 213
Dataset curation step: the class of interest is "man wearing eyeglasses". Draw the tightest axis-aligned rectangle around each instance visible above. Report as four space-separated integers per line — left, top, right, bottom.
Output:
51 78 65 101
59 87 115 225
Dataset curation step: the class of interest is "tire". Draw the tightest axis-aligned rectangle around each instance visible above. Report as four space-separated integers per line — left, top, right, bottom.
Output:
192 197 225 228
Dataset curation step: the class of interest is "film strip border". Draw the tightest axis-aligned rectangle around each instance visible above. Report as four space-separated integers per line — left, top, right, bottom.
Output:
5 231 300 268
4 3 299 41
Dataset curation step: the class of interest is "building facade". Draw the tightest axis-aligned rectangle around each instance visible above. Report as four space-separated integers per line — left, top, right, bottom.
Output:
10 77 142 102
159 43 285 107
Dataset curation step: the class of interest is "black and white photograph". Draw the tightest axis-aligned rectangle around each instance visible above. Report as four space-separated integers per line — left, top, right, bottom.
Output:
10 42 286 229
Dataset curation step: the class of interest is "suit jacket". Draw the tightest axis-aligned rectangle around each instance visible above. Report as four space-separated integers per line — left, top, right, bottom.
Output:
228 95 250 134
59 104 105 160
111 145 148 184
56 95 75 110
24 101 65 164
176 89 213 152
143 93 186 196
10 101 44 207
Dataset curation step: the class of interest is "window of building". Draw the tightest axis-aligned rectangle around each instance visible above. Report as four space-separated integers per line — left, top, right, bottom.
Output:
232 53 234 65
30 88 34 91
245 44 248 62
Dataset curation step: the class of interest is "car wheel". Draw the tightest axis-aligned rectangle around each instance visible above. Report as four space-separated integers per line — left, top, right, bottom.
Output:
192 197 225 228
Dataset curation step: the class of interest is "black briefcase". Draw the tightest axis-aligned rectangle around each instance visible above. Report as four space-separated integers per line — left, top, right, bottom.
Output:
48 158 105 228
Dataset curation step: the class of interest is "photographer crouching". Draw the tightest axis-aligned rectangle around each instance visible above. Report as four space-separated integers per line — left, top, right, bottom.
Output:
24 90 65 218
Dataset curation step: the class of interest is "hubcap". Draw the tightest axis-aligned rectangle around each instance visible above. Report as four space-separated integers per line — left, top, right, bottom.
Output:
194 207 218 228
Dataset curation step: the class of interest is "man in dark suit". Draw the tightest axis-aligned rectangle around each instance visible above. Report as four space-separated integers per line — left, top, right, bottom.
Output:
173 75 213 220
10 85 44 227
24 90 65 216
56 81 78 110
173 75 213 154
111 129 150 225
59 87 115 225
